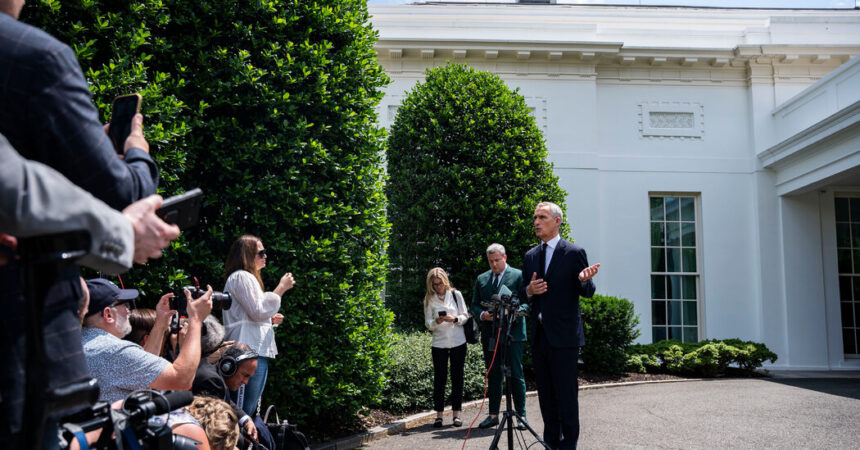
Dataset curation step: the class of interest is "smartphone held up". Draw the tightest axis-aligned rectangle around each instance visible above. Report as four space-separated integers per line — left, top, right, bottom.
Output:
108 93 142 154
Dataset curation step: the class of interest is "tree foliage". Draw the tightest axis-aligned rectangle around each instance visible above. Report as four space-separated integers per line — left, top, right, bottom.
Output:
385 63 568 329
25 0 392 431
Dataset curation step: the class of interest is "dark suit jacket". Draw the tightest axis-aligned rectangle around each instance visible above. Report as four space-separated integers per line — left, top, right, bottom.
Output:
0 14 157 210
520 238 595 348
192 359 249 423
471 266 528 348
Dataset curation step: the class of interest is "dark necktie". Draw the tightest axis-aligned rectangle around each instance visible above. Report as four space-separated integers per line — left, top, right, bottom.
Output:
539 242 547 278
492 274 500 291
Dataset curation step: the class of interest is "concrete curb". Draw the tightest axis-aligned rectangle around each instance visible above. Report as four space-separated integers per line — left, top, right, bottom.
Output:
311 378 704 450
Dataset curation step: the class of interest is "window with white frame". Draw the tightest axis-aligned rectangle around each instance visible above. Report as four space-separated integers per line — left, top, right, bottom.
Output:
834 196 860 357
650 195 700 343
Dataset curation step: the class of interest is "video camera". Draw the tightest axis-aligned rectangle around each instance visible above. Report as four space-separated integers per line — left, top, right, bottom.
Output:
169 284 232 318
59 390 199 450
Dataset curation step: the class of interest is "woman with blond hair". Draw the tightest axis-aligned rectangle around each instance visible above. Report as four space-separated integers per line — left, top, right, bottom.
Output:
185 396 240 450
223 234 295 416
423 267 469 428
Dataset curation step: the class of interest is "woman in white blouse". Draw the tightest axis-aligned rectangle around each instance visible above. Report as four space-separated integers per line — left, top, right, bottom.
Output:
223 235 295 416
423 267 469 428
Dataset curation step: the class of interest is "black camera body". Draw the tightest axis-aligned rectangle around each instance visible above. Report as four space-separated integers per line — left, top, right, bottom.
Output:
169 285 232 317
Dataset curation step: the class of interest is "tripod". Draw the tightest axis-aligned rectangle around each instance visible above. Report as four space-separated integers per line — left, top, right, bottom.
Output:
487 299 550 450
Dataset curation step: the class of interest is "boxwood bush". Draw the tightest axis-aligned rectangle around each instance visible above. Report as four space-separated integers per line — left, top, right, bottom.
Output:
385 62 568 330
24 0 393 432
381 331 487 414
580 294 640 375
626 339 777 376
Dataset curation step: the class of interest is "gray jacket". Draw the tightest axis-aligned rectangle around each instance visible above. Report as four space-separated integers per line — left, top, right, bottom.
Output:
0 133 133 274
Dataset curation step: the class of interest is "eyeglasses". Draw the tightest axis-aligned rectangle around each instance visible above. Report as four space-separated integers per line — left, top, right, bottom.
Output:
111 299 136 311
432 281 444 287
257 249 267 258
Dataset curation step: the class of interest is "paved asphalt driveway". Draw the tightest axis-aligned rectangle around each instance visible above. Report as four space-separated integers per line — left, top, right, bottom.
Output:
359 378 860 449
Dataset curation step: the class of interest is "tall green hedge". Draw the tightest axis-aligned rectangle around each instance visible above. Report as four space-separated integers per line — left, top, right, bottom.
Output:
580 294 641 375
25 0 393 431
386 63 568 329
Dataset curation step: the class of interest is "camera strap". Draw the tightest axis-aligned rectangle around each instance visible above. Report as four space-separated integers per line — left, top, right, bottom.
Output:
61 423 89 450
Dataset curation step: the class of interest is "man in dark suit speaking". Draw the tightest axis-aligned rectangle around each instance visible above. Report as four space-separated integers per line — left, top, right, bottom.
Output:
521 202 599 450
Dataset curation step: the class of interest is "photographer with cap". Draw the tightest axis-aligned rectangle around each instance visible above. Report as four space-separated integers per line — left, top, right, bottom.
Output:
192 318 259 441
81 278 213 403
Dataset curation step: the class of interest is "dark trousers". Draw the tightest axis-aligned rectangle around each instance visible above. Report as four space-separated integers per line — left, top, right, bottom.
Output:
484 341 526 417
431 343 467 412
533 328 579 450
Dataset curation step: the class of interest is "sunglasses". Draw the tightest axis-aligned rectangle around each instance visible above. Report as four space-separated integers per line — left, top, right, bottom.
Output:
257 249 267 258
111 299 136 310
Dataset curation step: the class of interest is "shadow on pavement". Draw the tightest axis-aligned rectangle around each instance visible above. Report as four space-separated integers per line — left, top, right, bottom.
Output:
763 378 860 401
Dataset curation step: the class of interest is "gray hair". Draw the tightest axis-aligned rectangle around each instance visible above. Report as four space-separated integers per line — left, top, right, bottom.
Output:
486 243 506 256
536 202 564 221
201 315 226 354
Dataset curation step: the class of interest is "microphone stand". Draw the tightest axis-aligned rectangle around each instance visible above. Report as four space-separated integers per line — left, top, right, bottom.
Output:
487 296 550 450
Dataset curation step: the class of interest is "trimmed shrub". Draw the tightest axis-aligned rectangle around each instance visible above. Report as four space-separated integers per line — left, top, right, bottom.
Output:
25 0 393 431
627 339 777 376
381 331 486 414
580 294 641 374
385 62 568 330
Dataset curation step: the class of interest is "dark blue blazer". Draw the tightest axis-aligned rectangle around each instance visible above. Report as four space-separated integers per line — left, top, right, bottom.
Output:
0 14 157 210
520 238 595 349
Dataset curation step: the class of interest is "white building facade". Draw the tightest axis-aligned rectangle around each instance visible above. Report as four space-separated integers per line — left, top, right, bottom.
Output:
370 3 860 370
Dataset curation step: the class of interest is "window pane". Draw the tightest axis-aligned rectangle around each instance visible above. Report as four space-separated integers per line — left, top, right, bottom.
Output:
683 327 698 343
651 275 666 299
854 277 860 300
665 197 680 221
835 197 850 222
683 301 697 325
680 197 695 221
841 302 854 328
653 327 667 343
667 248 680 272
682 248 697 272
853 250 860 274
666 222 680 246
853 224 860 248
650 197 664 221
652 301 666 325
682 276 697 299
681 222 696 247
669 326 683 341
668 275 681 299
852 198 860 223
652 248 666 272
668 301 682 325
839 249 853 273
855 303 860 330
839 276 853 301
843 329 857 355
651 222 665 246
836 223 851 248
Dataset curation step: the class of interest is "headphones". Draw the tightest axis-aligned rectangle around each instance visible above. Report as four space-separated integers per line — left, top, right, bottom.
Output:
217 349 258 377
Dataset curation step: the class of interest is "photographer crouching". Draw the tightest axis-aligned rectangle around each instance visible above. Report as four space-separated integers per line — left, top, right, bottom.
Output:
80 278 213 447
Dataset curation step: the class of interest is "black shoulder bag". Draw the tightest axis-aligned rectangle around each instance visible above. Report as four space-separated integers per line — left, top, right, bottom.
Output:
453 290 479 344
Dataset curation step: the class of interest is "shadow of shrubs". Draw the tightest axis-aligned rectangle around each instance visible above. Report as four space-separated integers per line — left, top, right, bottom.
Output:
381 332 486 414
626 339 778 377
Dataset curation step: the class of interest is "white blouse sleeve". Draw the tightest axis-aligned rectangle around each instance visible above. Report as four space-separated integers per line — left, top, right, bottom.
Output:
229 271 281 322
425 300 438 331
454 291 468 326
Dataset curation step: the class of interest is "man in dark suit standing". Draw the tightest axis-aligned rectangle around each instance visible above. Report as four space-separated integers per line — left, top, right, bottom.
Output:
521 202 599 450
471 243 529 430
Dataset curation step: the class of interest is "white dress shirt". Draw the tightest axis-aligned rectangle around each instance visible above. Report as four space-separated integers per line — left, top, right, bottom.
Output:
223 270 281 358
424 289 469 349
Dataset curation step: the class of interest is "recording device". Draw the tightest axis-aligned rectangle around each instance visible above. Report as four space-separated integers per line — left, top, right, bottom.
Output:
438 311 447 317
155 188 203 230
59 390 199 449
481 285 524 315
108 93 142 154
169 284 232 318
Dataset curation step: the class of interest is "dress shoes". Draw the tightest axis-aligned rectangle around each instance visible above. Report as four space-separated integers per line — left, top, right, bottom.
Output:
478 416 499 429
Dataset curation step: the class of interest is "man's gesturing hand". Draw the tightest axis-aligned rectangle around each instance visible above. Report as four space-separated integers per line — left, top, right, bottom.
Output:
578 263 600 282
526 272 547 297
122 195 180 264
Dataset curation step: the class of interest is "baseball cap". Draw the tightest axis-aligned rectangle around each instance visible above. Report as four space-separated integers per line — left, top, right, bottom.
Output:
85 278 138 317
